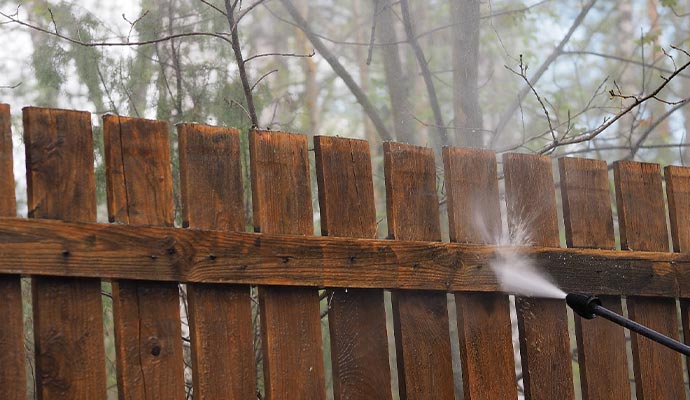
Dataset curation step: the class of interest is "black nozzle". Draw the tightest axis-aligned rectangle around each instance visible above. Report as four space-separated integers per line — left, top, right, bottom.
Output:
566 292 602 319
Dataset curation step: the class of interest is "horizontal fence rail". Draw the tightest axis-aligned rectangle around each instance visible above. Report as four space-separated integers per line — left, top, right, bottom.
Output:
0 217 687 297
2 104 690 399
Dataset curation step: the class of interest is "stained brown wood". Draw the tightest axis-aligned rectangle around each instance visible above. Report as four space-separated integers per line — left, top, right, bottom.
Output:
314 135 391 400
250 130 326 399
443 147 516 400
178 123 255 399
0 103 25 400
384 142 454 400
614 160 685 400
0 216 687 296
23 107 106 399
503 153 574 400
559 157 630 400
103 114 184 399
664 165 690 387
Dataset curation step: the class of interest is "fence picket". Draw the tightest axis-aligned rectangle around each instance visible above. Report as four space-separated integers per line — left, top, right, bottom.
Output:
250 130 326 399
179 123 256 399
559 157 630 400
614 160 685 399
314 136 392 400
443 147 517 400
383 142 455 399
664 165 690 388
503 153 574 400
24 107 106 399
103 115 185 399
0 103 25 400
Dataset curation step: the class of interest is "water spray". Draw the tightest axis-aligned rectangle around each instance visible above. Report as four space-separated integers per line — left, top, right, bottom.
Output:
566 293 690 357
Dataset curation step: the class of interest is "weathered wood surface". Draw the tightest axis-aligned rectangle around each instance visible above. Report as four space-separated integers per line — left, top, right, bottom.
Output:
104 115 185 399
314 136 392 400
0 216 687 296
560 157 630 400
665 165 690 387
24 107 107 400
0 103 25 400
504 153 575 400
384 142 455 399
614 160 685 400
443 147 516 400
250 130 326 400
179 124 256 400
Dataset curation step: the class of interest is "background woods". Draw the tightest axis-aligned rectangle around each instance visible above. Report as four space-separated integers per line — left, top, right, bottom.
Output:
2 0 690 399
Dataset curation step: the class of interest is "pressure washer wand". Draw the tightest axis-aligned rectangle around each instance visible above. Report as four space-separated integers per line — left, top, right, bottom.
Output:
566 293 690 357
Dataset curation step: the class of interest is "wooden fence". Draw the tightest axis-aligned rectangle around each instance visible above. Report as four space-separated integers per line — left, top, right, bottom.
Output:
1 104 690 399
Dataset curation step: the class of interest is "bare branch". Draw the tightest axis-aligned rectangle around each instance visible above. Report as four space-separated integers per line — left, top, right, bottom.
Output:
244 49 315 64
122 10 150 43
0 82 22 89
251 69 278 92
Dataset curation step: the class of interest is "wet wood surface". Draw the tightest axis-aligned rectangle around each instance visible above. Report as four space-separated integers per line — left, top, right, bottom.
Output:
315 136 392 400
24 107 106 399
179 123 256 400
560 157 630 400
615 160 685 400
443 147 517 400
104 115 185 399
504 153 575 400
250 130 326 400
0 103 25 400
384 142 455 399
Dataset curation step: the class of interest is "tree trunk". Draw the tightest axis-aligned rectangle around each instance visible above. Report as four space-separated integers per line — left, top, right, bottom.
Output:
375 0 415 143
294 0 319 137
450 0 483 147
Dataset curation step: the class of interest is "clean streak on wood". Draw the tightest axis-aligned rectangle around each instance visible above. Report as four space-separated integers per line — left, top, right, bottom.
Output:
0 103 25 400
104 115 185 399
384 142 455 400
559 157 630 400
179 123 256 399
314 135 392 400
443 147 516 400
503 153 575 400
24 106 106 399
615 160 685 400
0 217 687 296
664 165 690 388
250 130 326 399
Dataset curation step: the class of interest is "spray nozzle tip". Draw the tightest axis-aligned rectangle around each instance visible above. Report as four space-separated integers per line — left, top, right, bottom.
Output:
566 292 601 319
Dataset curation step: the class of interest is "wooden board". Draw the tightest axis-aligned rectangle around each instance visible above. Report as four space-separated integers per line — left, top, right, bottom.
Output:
23 107 106 399
314 135 391 400
103 115 184 399
178 123 255 399
0 103 25 400
614 160 685 399
664 165 690 387
0 216 686 296
443 147 516 400
503 153 574 400
384 142 454 399
559 157 630 400
250 130 326 399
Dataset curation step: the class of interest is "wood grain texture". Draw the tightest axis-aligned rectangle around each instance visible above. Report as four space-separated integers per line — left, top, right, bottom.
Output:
443 147 516 400
614 160 685 400
178 123 255 399
384 142 454 400
665 166 690 387
559 157 630 400
0 217 687 296
103 115 184 399
314 136 392 400
0 103 25 400
250 130 326 399
503 153 574 400
23 107 106 400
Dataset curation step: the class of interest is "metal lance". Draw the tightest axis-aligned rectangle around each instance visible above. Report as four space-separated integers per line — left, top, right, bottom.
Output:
566 292 690 357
